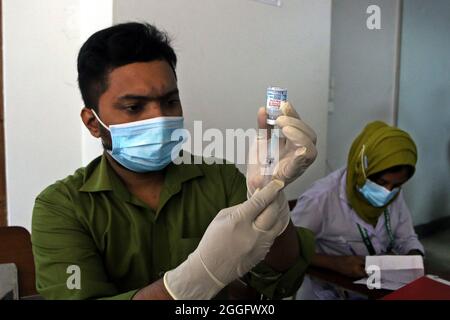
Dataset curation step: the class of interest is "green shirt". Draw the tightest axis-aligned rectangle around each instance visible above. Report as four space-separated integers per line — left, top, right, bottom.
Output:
31 154 315 300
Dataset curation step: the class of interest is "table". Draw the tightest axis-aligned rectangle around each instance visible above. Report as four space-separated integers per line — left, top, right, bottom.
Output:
306 259 450 300
306 266 392 299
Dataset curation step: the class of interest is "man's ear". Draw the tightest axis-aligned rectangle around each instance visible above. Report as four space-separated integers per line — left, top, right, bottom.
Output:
81 107 101 138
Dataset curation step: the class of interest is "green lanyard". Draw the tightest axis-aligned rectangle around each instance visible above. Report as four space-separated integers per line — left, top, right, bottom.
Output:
356 209 395 255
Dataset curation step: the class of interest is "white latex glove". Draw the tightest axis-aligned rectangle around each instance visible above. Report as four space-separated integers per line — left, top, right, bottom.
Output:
246 101 317 196
163 180 289 300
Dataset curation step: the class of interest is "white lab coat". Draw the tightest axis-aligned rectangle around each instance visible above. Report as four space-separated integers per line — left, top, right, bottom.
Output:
291 167 424 300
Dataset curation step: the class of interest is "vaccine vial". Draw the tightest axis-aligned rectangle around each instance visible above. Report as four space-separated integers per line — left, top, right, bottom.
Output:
266 87 287 126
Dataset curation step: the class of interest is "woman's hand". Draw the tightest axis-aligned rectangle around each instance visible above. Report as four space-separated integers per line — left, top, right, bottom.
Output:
312 254 367 278
334 256 367 278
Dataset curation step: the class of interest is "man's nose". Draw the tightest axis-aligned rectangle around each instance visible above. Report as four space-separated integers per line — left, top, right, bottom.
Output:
385 184 395 191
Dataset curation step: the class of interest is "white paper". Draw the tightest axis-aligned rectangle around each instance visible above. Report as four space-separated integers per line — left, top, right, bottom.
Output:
366 255 424 271
366 255 424 284
353 255 424 290
353 277 406 290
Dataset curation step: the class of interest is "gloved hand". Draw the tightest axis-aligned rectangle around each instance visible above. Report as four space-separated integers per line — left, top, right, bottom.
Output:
246 101 317 196
163 180 289 300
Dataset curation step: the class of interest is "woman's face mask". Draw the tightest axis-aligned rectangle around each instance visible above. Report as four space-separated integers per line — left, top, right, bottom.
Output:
92 110 185 172
358 179 400 207
356 144 401 207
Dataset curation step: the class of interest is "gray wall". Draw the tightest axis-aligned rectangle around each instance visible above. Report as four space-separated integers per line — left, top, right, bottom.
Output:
328 0 450 226
113 0 332 201
327 0 400 171
398 0 450 225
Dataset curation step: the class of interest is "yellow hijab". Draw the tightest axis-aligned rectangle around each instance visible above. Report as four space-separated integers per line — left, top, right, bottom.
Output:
346 121 417 226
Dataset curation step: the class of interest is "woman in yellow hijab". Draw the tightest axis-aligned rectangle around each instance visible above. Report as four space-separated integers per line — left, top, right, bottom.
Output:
346 121 418 226
292 121 424 300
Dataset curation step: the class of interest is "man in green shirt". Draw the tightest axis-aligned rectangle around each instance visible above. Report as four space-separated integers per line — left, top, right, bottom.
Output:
31 22 317 300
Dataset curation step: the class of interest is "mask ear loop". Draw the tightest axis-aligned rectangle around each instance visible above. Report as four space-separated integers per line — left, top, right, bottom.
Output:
91 109 111 132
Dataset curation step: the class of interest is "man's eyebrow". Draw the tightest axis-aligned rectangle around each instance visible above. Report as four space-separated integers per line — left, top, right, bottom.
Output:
117 88 179 101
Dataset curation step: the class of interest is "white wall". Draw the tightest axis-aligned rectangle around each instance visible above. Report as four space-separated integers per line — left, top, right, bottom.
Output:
327 0 450 226
398 0 450 225
3 0 330 230
4 0 82 230
80 0 113 165
3 0 112 230
326 0 400 172
113 0 332 200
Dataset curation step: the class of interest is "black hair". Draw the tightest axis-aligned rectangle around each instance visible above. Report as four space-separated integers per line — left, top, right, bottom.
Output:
368 165 415 181
77 22 177 111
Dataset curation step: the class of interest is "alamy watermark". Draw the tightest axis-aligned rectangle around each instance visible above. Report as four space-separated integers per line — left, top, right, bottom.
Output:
66 265 81 290
366 264 381 289
169 121 280 175
366 5 381 30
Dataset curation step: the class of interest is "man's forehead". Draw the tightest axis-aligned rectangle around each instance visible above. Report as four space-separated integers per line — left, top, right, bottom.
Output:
117 88 179 101
106 61 177 98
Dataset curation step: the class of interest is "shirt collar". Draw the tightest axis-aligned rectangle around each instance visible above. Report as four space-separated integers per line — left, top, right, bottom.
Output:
79 153 204 200
79 155 113 193
164 158 204 194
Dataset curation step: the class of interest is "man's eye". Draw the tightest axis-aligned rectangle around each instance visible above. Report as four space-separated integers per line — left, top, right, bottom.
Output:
124 105 142 113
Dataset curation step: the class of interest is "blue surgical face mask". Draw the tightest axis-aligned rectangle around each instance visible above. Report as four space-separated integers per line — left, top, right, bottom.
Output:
357 144 400 207
358 179 400 207
92 110 185 172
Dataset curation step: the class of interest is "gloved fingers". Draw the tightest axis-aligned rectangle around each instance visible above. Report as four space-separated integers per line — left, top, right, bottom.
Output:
276 116 317 145
246 174 265 197
279 101 300 119
215 203 240 219
240 179 284 221
268 212 290 237
272 144 317 183
291 139 318 164
253 198 280 232
281 125 316 149
275 192 291 234
276 215 291 236
253 191 290 234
